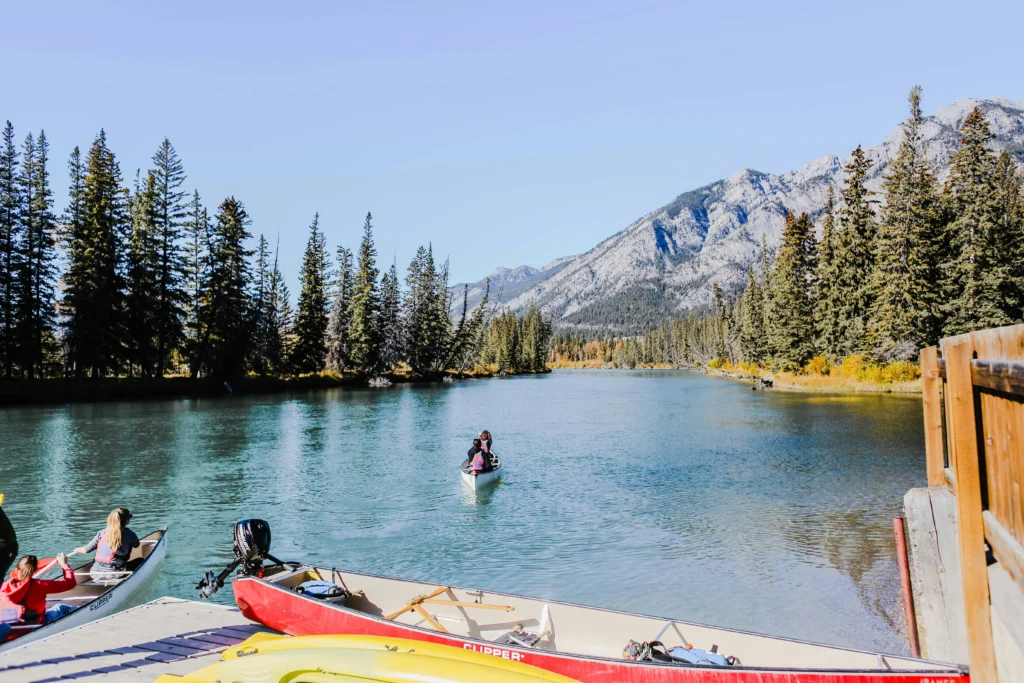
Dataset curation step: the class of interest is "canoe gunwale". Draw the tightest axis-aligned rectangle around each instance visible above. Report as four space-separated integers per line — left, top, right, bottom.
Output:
234 567 968 677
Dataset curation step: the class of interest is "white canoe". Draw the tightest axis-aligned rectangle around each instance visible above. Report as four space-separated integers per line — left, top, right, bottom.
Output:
461 457 501 490
0 527 167 653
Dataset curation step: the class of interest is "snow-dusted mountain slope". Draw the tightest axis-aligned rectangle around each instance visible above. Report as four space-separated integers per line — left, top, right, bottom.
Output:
456 98 1024 332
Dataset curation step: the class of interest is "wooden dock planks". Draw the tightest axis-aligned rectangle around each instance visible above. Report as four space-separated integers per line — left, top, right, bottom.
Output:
0 598 273 683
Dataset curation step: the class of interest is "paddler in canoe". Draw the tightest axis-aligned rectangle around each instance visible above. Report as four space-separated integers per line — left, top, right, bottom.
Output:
73 507 141 580
0 553 77 638
464 439 491 473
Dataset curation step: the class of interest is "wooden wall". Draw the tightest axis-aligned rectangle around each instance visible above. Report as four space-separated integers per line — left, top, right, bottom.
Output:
920 323 1024 683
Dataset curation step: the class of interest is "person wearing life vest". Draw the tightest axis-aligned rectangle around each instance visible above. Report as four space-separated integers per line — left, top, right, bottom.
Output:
0 553 76 630
479 430 493 453
73 508 140 579
466 439 491 473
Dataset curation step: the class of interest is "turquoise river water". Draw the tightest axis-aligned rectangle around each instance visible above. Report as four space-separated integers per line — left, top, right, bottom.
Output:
0 370 925 654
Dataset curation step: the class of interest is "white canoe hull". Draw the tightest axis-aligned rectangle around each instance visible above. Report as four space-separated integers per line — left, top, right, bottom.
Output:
461 460 501 490
0 528 167 653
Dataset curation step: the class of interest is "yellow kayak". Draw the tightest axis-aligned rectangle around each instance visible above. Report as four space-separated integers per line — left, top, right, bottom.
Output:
156 633 580 683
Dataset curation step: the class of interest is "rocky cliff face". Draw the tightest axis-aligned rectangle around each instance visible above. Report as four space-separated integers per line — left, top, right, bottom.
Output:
456 98 1024 332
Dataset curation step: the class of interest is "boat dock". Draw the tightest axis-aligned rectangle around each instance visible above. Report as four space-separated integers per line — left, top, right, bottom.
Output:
0 598 272 683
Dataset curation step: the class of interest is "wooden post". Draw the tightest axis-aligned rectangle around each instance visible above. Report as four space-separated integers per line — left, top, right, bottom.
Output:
921 346 946 487
944 336 998 683
893 516 921 657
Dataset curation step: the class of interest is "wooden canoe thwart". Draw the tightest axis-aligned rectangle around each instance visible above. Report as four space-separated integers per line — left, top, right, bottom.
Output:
232 564 969 683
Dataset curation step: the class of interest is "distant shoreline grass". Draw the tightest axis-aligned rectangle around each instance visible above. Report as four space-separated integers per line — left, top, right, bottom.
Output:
546 357 922 394
0 366 551 406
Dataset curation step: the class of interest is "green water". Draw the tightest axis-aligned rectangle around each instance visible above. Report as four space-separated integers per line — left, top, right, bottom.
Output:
0 370 924 654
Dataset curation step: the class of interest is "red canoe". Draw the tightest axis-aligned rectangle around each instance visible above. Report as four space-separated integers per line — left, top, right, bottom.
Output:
232 564 968 683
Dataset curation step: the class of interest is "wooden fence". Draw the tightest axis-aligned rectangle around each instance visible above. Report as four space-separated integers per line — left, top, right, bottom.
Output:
920 323 1024 683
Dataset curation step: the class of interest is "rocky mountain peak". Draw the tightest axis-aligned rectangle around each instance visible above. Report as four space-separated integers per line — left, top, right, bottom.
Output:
457 98 1024 332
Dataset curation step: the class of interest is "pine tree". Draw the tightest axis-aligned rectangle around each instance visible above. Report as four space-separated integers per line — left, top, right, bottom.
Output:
484 310 520 372
454 279 492 374
251 234 273 375
193 197 253 377
711 283 727 359
59 146 86 375
182 190 210 371
123 171 160 377
867 86 941 359
758 234 777 359
426 250 454 373
149 139 188 376
739 267 765 363
325 245 353 372
0 122 20 378
814 186 843 357
290 213 329 374
273 252 295 372
378 259 403 371
68 130 128 378
766 212 816 368
834 145 877 356
348 212 381 371
263 238 288 374
518 302 551 372
404 245 436 375
993 151 1024 322
14 131 58 378
941 107 1011 335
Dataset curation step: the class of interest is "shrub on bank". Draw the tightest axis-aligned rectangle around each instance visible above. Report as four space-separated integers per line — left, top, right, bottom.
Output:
804 355 830 376
832 354 865 379
880 360 920 383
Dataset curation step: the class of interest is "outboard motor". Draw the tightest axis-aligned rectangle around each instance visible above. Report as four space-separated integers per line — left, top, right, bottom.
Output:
197 519 293 599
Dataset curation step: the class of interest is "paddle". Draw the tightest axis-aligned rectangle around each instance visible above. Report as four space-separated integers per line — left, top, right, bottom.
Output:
32 551 76 578
32 558 58 578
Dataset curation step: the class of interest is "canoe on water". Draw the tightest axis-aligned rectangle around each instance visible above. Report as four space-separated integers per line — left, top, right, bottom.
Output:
461 456 501 489
0 527 167 653
156 633 580 683
231 563 968 683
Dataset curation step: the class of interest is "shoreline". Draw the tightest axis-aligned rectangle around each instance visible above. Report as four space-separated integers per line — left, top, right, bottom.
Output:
706 369 921 395
547 362 922 395
0 367 551 407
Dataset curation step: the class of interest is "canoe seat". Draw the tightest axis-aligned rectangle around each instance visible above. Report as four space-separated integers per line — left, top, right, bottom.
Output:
495 603 551 649
495 628 543 648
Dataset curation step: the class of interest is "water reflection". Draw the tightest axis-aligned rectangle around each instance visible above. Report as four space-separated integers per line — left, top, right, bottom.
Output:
0 371 925 655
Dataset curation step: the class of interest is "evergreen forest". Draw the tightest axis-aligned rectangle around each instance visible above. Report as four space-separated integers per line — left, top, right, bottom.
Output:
0 128 551 381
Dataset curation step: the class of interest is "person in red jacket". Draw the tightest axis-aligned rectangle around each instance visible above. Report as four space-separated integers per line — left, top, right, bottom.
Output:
0 553 76 628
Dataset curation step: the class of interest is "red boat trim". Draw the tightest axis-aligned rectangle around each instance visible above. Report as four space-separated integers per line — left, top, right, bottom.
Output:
233 573 968 681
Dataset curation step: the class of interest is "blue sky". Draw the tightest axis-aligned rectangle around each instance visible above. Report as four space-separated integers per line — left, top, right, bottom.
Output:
2 1 1022 285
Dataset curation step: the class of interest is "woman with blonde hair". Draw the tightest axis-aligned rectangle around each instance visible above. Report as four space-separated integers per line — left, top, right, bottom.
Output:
74 508 140 578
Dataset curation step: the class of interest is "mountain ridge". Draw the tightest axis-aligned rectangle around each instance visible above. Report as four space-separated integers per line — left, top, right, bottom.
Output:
455 97 1024 332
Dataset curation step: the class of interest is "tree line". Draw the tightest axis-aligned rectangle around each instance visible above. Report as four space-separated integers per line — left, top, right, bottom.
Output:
0 125 552 380
591 87 1024 371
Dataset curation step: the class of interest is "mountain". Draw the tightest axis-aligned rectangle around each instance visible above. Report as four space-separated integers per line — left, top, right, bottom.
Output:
456 256 574 312
457 97 1024 333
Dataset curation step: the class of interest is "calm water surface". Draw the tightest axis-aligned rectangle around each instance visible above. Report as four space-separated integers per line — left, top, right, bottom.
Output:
0 370 924 654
